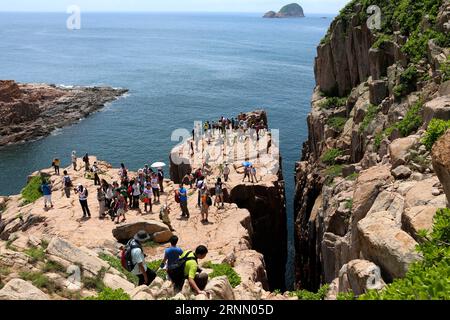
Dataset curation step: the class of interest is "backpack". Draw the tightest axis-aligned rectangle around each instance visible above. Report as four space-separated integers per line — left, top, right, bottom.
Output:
121 239 143 272
174 190 181 203
64 176 73 188
206 196 213 206
167 251 197 286
84 188 89 198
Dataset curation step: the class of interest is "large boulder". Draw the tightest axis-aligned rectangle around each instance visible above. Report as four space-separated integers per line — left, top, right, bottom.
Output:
423 96 450 125
205 276 235 300
338 260 386 296
103 273 135 292
46 237 109 277
112 221 173 243
432 129 450 205
402 206 438 241
0 279 49 300
389 136 419 168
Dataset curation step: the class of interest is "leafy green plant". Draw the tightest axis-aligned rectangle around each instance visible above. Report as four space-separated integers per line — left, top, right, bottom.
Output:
345 199 353 210
441 57 450 82
361 208 450 300
346 172 359 181
289 284 330 300
337 291 356 300
324 165 344 187
327 116 347 132
359 104 379 133
21 176 46 204
203 262 241 288
422 119 450 151
396 100 423 136
319 97 347 110
98 253 138 285
84 287 131 300
82 267 106 292
147 260 166 279
43 260 66 273
321 149 343 165
19 271 56 293
372 33 393 49
24 246 46 264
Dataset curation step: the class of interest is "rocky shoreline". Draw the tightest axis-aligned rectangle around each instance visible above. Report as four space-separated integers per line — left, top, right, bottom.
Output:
0 80 128 147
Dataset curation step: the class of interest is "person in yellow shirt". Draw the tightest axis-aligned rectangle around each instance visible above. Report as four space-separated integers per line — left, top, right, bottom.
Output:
52 158 61 175
179 246 209 295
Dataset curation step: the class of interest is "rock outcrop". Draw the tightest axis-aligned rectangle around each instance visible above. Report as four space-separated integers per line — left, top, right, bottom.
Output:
0 80 127 146
432 129 450 204
0 279 50 300
263 3 305 19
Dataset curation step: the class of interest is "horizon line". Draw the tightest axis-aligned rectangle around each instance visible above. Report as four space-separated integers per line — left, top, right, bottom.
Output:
0 10 338 15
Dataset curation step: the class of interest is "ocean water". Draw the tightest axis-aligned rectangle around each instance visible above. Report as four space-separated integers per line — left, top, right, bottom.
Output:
0 12 331 288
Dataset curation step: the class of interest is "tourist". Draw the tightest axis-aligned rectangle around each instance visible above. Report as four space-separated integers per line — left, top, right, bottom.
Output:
137 169 146 193
196 176 205 208
102 179 114 209
130 231 156 286
200 186 211 223
143 184 153 214
97 186 106 219
127 180 134 208
223 163 230 182
214 178 224 208
132 179 141 210
157 168 165 193
92 162 101 186
75 184 91 219
161 236 183 279
251 165 258 183
119 163 128 183
82 153 90 172
62 170 73 198
151 173 160 203
71 151 77 171
178 183 190 219
242 165 252 182
159 204 173 231
52 158 60 175
178 246 209 295
113 189 127 224
41 179 53 210
143 164 153 180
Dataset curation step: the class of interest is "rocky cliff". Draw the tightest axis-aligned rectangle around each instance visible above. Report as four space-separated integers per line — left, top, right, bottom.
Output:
0 80 127 147
294 0 450 295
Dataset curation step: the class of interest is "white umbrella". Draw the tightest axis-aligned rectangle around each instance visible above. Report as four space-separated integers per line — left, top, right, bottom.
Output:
151 162 166 168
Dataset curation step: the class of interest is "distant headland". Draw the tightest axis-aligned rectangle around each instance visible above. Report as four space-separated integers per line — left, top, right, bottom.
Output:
263 3 305 19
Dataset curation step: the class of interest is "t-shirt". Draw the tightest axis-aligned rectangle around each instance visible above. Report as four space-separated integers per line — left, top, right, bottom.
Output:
53 159 60 166
143 188 153 198
132 183 141 196
223 166 230 175
179 187 187 202
131 247 147 275
41 184 51 196
164 246 183 268
180 251 198 279
151 178 160 189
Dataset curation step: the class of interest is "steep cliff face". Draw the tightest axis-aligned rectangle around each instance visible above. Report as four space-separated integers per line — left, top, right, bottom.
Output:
295 0 450 293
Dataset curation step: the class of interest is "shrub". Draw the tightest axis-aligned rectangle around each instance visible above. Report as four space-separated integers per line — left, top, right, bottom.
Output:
372 34 393 49
396 100 423 136
203 262 241 288
19 271 56 293
359 104 379 133
21 176 45 204
422 119 450 151
321 149 343 165
84 287 131 300
327 116 347 132
441 58 450 82
98 253 138 285
82 268 106 292
337 291 356 300
43 260 66 273
403 29 449 63
393 84 407 99
346 173 359 181
147 260 166 279
361 208 450 300
319 97 347 110
24 246 46 263
289 284 330 300
345 199 353 210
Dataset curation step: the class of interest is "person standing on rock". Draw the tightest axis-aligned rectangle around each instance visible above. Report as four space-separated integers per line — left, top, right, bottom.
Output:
97 186 106 219
200 186 211 224
119 163 128 183
223 163 230 182
132 179 141 210
151 173 161 203
157 168 165 193
71 151 77 171
214 178 224 208
178 183 190 219
41 179 53 210
62 170 73 198
92 162 101 186
52 158 60 175
195 176 205 208
130 231 156 286
83 154 90 172
102 179 114 210
113 189 127 224
143 184 153 214
75 184 91 219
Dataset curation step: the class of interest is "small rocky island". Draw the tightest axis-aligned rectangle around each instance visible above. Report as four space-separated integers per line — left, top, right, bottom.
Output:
0 80 128 147
263 3 305 19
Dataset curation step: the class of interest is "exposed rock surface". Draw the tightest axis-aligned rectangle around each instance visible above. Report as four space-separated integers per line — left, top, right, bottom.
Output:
0 279 50 300
263 3 305 19
432 129 450 204
0 80 127 146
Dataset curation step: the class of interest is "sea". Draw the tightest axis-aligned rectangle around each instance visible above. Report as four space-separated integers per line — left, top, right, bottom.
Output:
0 12 332 289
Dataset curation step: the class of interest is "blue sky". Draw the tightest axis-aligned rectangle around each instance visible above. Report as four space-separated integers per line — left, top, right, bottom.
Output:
0 0 350 14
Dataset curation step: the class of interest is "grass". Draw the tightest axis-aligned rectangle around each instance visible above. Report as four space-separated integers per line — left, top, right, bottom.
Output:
43 260 66 273
202 261 241 288
319 97 347 110
324 165 344 186
359 104 379 133
321 149 343 165
81 267 106 292
0 267 11 277
327 116 347 132
19 271 56 294
441 57 450 82
84 287 131 300
372 33 393 49
345 199 353 210
147 260 166 279
5 237 17 251
24 246 46 264
289 284 330 300
422 119 450 151
142 241 159 248
21 175 45 204
98 253 138 285
346 172 359 181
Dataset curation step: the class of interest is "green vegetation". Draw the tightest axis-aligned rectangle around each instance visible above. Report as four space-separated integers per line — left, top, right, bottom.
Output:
81 267 106 292
84 287 131 300
441 57 450 82
324 165 344 186
327 116 347 132
21 175 47 204
396 100 423 136
394 65 419 98
19 271 56 294
289 284 330 300
98 253 138 285
359 104 379 133
5 237 17 251
24 246 46 264
422 119 450 150
147 260 166 279
203 262 241 288
321 148 343 165
337 291 356 300
43 260 66 273
319 97 347 110
362 208 450 300
0 267 11 277
372 33 393 49
346 172 359 181
345 199 353 210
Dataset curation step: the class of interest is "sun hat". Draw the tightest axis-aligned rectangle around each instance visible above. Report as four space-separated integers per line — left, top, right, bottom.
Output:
134 230 151 242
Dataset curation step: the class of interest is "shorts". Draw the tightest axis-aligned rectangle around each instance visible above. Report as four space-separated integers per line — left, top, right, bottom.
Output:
117 208 125 216
44 195 52 202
